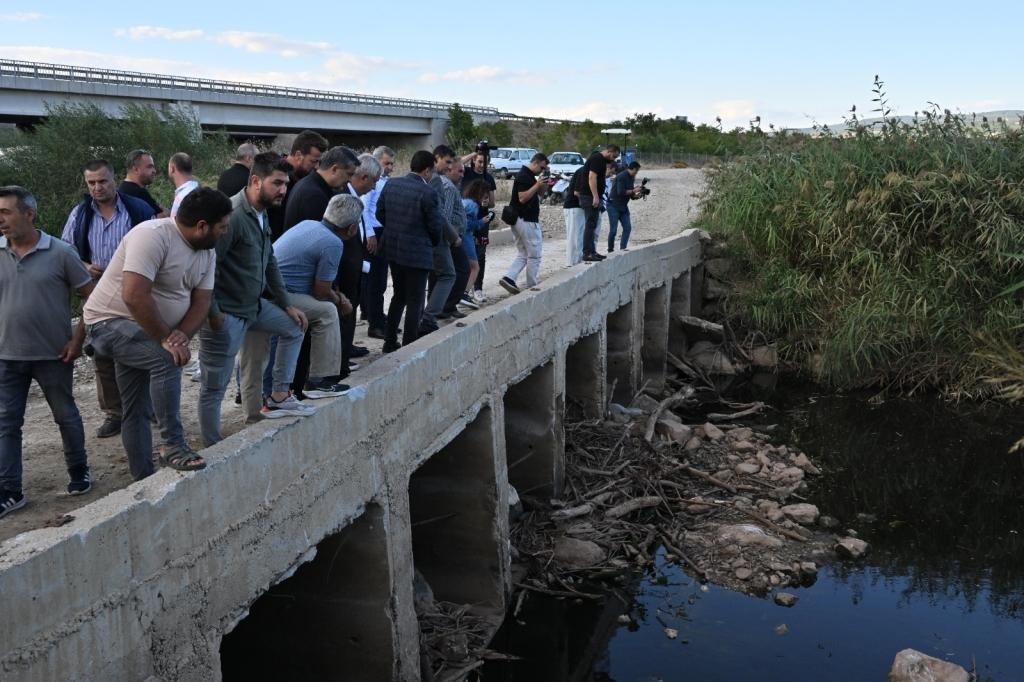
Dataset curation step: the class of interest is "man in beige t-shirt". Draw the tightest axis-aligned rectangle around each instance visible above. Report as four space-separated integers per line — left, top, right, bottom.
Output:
84 188 232 480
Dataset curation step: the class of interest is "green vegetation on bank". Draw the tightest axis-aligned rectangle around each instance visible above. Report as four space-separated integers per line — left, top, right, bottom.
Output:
701 102 1024 396
0 102 234 237
446 104 747 156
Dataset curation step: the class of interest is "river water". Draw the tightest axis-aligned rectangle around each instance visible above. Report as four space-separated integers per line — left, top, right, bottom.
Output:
485 385 1024 681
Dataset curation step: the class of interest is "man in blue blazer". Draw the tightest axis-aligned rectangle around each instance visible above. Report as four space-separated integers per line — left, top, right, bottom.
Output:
375 150 445 352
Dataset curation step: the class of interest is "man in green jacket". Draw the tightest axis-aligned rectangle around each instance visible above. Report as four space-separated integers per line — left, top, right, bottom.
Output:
198 152 313 446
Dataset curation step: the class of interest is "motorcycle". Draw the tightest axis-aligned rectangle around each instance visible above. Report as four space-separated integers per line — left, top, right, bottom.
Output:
547 171 574 205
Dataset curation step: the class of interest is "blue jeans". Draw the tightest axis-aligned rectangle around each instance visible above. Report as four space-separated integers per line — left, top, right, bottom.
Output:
88 319 185 481
607 204 633 251
0 359 87 494
198 304 303 446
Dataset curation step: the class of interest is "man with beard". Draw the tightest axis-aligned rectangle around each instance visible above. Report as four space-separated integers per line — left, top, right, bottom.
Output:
269 130 328 240
198 153 313 446
83 187 232 478
119 149 167 217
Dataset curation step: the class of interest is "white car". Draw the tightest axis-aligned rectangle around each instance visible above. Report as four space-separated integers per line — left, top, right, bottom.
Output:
489 147 539 178
548 151 585 176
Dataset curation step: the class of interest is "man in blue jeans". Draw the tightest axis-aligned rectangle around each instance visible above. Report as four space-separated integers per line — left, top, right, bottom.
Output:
607 161 644 252
0 186 95 518
84 188 233 480
199 153 313 446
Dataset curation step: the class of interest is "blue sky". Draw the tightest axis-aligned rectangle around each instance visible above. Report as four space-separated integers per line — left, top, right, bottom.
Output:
2 1 1022 129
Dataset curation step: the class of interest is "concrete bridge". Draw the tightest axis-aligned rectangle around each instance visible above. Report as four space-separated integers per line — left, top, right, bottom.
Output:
0 230 703 681
0 60 502 147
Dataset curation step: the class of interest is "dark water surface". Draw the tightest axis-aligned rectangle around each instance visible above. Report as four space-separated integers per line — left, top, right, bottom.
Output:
487 386 1024 681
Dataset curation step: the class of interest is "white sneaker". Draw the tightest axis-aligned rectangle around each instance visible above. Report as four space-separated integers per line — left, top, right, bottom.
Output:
261 395 316 419
472 290 487 303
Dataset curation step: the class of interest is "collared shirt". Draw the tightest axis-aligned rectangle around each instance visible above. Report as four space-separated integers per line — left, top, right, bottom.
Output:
274 220 343 295
170 179 199 218
61 196 134 268
0 231 92 360
429 172 465 241
347 182 372 242
361 175 388 237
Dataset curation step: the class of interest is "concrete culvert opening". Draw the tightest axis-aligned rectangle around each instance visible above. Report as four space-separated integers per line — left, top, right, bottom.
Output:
219 504 394 681
408 405 503 612
565 331 605 420
504 361 565 500
642 285 669 392
606 303 635 404
669 273 692 353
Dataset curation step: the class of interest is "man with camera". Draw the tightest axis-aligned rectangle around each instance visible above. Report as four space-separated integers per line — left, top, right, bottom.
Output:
607 161 646 252
499 153 549 294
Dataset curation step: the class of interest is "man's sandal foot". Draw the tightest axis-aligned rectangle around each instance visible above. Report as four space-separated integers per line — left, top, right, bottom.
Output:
159 446 206 472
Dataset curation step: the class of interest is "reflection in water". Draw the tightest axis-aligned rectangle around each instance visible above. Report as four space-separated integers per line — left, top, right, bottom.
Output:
487 385 1024 680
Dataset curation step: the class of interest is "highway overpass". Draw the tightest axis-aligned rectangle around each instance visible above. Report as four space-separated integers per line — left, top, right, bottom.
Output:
0 59 504 146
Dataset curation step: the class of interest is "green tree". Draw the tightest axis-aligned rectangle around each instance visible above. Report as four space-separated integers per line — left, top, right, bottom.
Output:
475 120 513 146
445 103 476 152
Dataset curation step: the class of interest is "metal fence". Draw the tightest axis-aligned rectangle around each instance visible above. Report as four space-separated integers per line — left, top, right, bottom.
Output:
0 59 500 117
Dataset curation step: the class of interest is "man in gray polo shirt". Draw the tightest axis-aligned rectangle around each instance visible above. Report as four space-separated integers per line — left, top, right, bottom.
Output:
0 186 95 519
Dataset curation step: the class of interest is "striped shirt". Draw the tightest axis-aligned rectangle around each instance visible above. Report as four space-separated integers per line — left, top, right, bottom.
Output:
60 197 134 268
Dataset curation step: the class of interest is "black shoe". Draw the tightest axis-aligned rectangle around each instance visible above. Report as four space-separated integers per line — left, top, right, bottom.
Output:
458 293 480 310
350 345 370 358
368 327 387 340
95 417 121 439
436 312 452 320
67 466 92 496
418 325 437 337
234 391 242 405
582 253 601 262
594 252 607 260
499 277 521 295
382 341 401 353
0 489 26 519
303 379 351 399
444 308 467 319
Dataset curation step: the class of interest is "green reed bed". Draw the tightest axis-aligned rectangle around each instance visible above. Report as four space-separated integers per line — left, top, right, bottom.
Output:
701 106 1024 396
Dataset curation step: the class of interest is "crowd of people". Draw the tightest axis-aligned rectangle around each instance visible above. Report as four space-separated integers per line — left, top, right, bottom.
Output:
0 131 644 519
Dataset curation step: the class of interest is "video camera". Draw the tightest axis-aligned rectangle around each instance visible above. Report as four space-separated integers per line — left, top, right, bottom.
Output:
638 177 652 199
475 139 495 155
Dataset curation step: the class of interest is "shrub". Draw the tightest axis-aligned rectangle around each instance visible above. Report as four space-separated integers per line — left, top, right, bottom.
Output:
0 102 234 236
701 100 1024 396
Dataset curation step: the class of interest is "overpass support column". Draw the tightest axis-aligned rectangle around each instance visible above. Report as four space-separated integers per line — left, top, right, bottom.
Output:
503 361 565 499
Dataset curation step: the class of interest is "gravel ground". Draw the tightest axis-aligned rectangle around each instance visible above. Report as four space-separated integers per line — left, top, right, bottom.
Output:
0 168 706 545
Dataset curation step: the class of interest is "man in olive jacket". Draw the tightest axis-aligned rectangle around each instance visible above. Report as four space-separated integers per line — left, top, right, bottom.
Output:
198 152 312 445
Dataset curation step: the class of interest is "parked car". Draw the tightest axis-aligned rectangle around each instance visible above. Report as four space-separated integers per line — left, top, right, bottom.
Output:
489 147 539 178
548 151 585 176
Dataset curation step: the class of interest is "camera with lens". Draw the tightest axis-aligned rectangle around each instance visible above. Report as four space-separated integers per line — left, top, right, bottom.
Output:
637 177 652 198
475 139 493 155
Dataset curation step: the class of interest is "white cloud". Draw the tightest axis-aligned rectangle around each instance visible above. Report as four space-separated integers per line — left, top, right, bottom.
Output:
711 99 758 123
418 64 544 86
521 102 664 123
0 12 42 22
213 31 332 59
114 26 204 41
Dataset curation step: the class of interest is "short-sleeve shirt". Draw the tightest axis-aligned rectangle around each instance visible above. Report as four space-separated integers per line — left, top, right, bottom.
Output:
563 167 586 209
462 166 497 193
0 232 92 361
118 180 163 214
580 152 610 198
511 167 541 223
273 219 343 295
170 180 199 218
83 218 215 328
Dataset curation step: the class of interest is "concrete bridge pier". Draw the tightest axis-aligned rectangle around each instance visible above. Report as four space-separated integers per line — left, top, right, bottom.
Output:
564 328 607 420
504 360 566 500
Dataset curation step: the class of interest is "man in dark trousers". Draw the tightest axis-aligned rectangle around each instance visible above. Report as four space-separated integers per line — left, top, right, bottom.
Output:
61 159 155 439
217 143 258 197
607 161 644 252
119 150 166 217
579 144 619 261
361 146 395 339
375 150 445 352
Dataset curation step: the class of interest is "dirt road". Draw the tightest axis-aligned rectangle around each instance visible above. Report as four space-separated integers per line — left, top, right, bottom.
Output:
0 168 705 545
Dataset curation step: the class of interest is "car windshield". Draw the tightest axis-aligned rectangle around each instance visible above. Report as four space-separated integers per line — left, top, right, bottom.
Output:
492 149 511 159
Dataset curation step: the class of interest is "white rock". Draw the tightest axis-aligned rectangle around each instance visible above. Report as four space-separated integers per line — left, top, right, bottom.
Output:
702 422 725 441
553 537 607 568
730 440 757 453
717 524 784 548
835 537 869 559
656 419 693 443
888 649 969 682
774 592 798 607
793 453 821 475
781 503 820 525
685 436 703 451
735 462 761 475
728 427 754 441
664 628 679 640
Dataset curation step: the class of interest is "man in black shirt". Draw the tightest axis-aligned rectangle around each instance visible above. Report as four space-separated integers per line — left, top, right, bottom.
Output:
269 130 328 240
461 152 496 302
499 153 549 295
118 149 166 217
282 146 358 229
217 143 258 197
578 144 619 261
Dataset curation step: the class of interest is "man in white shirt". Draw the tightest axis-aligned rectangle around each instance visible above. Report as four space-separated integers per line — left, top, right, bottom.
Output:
361 146 395 339
169 152 199 218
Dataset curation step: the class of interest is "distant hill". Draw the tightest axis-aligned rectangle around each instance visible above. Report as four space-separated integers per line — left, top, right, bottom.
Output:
783 110 1024 135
